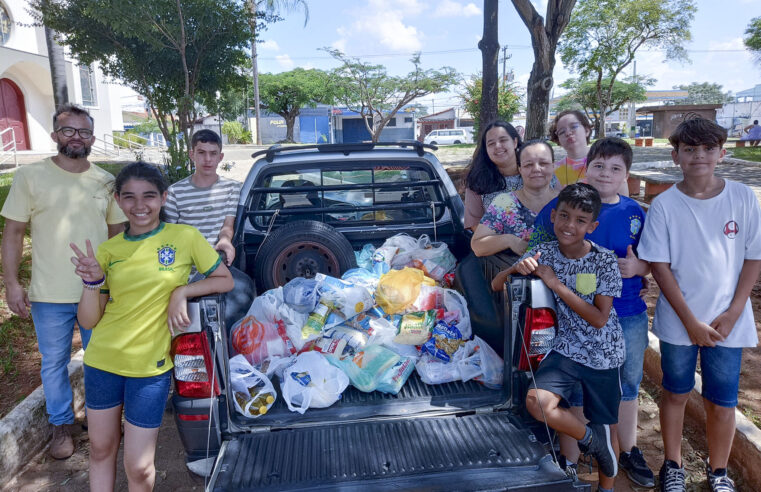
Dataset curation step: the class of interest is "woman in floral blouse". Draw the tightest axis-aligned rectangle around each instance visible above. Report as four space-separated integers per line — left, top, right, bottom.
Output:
471 140 558 256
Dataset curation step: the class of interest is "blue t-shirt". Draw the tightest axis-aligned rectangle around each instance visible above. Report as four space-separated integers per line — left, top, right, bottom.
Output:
527 195 647 317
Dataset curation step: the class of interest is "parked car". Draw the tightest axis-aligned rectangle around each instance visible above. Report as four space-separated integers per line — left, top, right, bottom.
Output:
423 128 473 145
170 141 586 491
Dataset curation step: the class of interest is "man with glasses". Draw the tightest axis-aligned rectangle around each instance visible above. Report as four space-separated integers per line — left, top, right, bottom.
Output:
1 103 125 459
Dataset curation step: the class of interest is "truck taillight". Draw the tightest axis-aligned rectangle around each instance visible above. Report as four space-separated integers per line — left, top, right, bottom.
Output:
518 307 557 372
172 332 219 398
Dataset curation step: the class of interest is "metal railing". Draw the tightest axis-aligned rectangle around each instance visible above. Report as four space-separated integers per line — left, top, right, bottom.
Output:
98 133 168 161
0 127 18 168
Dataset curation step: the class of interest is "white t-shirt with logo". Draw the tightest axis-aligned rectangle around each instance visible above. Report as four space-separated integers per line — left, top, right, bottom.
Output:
638 179 761 347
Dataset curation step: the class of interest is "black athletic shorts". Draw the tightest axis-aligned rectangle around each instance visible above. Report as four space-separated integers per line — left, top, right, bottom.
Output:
532 351 621 425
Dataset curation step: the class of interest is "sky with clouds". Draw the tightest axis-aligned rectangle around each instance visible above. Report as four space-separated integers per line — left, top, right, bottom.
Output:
255 0 761 113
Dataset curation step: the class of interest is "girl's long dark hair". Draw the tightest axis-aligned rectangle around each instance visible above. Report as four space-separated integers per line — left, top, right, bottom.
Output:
464 120 522 195
114 161 170 227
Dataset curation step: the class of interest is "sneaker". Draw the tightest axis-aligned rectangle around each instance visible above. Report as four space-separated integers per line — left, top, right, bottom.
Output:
620 446 655 487
49 424 74 459
578 424 618 478
659 460 686 492
706 461 736 492
559 455 578 480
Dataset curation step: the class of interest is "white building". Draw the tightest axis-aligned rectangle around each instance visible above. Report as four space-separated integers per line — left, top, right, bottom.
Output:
0 0 123 152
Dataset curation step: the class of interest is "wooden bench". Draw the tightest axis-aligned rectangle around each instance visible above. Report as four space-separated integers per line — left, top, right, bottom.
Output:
628 168 682 200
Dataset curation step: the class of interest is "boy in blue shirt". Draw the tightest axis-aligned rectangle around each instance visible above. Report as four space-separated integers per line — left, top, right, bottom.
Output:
493 183 624 492
527 138 653 487
639 118 761 492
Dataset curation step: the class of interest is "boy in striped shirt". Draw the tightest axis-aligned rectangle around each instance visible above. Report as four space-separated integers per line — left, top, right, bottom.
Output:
165 130 241 265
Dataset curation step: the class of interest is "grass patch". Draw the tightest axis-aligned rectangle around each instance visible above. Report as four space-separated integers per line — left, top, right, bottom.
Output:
741 406 761 430
729 147 761 163
0 317 27 377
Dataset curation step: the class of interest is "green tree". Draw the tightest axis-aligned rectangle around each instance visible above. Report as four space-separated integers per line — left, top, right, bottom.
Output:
745 16 761 64
556 76 654 133
34 0 253 169
459 75 522 136
673 82 733 105
326 49 458 143
511 0 577 139
247 0 309 145
258 68 333 142
559 0 696 137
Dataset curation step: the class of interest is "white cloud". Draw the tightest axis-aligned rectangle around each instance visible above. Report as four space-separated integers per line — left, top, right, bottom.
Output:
433 0 481 18
329 1 424 53
275 54 294 69
260 40 280 51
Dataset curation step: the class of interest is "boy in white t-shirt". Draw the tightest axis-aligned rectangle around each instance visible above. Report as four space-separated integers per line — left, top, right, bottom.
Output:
638 118 761 492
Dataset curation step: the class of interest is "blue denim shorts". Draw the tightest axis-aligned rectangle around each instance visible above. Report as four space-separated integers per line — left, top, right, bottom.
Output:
565 312 649 406
84 365 171 428
659 341 743 408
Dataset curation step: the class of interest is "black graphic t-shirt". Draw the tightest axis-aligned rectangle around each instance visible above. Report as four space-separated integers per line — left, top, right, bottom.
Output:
519 240 624 369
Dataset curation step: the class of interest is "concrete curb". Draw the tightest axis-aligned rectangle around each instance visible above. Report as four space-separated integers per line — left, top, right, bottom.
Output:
0 349 85 479
643 333 761 488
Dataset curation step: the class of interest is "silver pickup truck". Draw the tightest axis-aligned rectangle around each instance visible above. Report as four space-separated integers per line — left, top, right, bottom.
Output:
169 141 584 491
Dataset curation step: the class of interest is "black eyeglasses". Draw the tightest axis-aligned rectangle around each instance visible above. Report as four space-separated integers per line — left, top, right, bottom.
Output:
55 127 93 138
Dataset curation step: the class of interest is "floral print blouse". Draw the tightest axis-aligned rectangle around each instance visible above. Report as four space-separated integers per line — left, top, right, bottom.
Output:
479 191 537 240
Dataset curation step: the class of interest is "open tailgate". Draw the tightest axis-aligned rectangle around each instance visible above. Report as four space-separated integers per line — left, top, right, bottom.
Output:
209 412 583 491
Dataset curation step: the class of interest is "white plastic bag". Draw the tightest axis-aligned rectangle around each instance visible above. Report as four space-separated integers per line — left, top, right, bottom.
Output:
443 289 472 339
229 355 277 418
415 353 462 385
280 351 349 414
388 234 428 269
458 336 503 389
283 277 320 313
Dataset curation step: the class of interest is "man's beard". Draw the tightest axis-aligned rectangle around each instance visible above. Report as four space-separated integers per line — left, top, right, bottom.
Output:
58 142 92 159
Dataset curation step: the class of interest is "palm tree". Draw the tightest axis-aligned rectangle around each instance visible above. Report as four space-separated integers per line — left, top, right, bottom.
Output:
42 3 68 108
247 0 309 145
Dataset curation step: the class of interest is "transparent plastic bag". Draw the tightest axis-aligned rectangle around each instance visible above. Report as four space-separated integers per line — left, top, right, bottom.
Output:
458 336 503 389
376 356 417 395
283 277 320 313
442 289 472 339
328 344 401 392
230 315 295 367
229 355 277 418
376 267 435 314
355 243 376 270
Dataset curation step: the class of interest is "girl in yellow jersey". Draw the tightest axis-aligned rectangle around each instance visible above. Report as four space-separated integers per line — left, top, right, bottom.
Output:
70 162 234 491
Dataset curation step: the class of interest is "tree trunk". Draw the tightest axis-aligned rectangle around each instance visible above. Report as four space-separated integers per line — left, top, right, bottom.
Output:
478 0 499 136
525 58 553 139
44 26 68 109
284 114 296 142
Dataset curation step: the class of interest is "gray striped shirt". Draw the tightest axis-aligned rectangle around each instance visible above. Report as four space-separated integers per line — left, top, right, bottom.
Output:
165 176 241 245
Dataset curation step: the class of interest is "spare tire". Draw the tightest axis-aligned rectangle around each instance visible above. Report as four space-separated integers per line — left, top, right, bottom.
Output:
254 220 357 291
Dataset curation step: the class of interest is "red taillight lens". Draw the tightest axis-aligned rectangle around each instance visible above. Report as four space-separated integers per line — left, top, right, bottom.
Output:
518 307 557 371
172 332 219 398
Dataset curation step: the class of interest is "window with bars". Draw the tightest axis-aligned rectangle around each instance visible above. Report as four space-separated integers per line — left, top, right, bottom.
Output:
79 65 98 107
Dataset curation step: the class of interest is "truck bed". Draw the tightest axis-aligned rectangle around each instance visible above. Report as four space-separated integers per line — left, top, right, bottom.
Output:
211 412 577 491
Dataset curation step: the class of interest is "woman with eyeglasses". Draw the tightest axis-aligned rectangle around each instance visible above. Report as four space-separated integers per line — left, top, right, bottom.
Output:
463 120 558 231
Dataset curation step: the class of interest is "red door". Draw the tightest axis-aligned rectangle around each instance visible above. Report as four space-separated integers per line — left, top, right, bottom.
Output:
0 79 30 150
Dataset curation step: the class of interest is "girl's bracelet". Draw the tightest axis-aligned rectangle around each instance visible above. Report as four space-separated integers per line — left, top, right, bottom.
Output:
83 276 106 290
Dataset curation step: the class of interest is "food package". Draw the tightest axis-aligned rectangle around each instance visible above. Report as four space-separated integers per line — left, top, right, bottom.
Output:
328 344 401 393
301 298 334 339
229 355 278 418
328 285 374 320
299 326 369 358
280 351 350 414
341 267 381 292
421 321 464 362
411 284 443 311
376 267 435 314
283 277 320 313
376 356 417 395
393 310 436 345
372 244 399 269
442 289 472 339
230 315 295 367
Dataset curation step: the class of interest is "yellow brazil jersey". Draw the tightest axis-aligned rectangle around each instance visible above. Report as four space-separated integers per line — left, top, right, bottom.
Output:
84 222 221 377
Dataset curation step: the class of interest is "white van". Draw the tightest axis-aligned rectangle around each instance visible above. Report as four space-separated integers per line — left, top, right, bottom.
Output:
423 128 473 145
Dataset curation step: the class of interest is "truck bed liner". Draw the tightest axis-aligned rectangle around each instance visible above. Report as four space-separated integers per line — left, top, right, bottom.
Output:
228 372 506 427
212 413 576 491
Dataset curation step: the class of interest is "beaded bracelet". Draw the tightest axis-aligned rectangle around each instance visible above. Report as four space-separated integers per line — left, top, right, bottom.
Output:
83 276 106 290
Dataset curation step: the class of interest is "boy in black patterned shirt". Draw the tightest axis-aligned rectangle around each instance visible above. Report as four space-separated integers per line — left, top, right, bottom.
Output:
492 183 623 492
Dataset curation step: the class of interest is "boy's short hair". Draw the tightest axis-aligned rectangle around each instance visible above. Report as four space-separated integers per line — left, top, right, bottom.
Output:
586 137 633 171
53 103 94 128
668 117 727 150
191 129 223 150
557 183 602 221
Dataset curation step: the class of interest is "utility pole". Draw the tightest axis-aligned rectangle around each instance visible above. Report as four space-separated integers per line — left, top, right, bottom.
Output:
500 45 510 88
628 60 637 137
431 98 435 114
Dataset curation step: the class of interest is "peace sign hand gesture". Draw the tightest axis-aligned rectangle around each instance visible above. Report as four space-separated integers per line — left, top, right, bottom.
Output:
70 240 105 282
